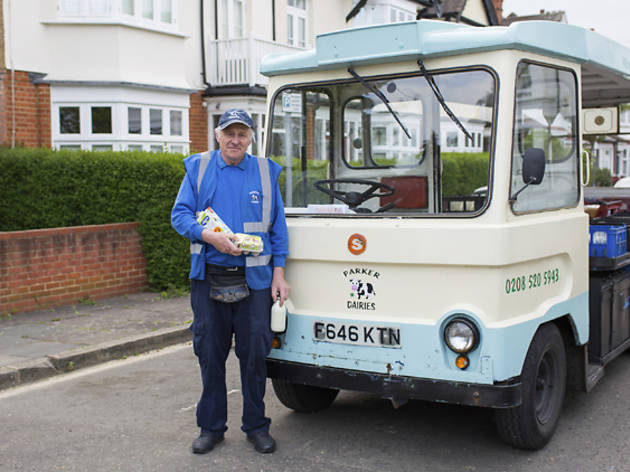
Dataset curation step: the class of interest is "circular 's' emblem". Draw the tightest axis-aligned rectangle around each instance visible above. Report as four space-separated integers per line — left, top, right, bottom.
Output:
348 233 367 255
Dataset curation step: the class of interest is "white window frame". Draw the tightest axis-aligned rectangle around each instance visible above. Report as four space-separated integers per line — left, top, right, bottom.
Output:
92 144 115 151
149 108 164 135
389 5 414 23
351 1 414 26
58 105 82 135
220 0 246 39
287 0 307 48
51 86 189 154
59 0 112 16
128 106 143 135
56 0 179 34
90 105 114 135
169 109 183 136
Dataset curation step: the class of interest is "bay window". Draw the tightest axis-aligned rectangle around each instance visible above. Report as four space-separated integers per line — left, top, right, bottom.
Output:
57 0 178 30
52 92 189 153
59 0 111 16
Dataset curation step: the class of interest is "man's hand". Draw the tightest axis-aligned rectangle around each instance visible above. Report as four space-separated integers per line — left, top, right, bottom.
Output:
271 266 290 306
201 229 242 256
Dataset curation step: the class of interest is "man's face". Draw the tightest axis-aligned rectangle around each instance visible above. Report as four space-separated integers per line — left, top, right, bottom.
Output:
216 123 252 165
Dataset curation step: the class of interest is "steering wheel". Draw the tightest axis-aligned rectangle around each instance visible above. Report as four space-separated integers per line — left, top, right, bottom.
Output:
314 178 395 210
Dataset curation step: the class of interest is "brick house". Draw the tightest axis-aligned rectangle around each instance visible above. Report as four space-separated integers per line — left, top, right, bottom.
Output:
0 0 502 312
1 0 501 156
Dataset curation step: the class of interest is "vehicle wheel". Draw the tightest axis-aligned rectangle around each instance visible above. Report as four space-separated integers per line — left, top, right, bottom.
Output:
494 323 567 450
271 379 339 413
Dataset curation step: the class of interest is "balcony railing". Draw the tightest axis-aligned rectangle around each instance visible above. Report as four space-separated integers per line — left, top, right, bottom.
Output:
207 36 304 87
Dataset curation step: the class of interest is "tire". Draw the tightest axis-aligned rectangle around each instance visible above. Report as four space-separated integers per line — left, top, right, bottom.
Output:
494 323 567 450
271 379 339 413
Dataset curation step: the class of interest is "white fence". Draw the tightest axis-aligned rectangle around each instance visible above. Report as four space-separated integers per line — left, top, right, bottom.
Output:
207 37 303 87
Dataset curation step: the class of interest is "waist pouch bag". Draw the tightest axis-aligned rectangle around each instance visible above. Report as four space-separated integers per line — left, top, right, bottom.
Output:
206 265 249 303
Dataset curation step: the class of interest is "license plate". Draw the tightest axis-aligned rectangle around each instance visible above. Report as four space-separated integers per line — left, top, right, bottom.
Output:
313 321 401 348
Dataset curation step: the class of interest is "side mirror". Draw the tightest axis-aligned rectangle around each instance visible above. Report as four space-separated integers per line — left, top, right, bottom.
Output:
523 148 545 185
511 148 546 202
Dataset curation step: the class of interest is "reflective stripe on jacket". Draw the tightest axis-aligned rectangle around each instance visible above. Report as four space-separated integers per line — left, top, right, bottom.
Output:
171 150 288 289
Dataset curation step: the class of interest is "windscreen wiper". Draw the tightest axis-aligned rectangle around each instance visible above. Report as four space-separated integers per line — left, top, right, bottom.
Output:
347 67 412 139
417 59 473 141
417 0 443 17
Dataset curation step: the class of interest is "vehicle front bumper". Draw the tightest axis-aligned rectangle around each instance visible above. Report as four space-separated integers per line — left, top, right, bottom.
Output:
266 359 522 409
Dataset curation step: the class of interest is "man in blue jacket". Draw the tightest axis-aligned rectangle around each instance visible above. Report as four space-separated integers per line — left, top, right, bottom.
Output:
171 109 289 455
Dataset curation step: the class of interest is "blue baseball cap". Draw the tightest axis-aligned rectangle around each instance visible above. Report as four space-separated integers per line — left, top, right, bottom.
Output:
217 108 254 130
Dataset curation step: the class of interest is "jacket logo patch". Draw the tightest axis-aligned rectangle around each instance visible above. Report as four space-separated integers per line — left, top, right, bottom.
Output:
249 191 260 204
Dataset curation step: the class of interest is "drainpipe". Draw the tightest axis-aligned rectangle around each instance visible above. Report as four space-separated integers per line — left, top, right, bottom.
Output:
272 0 276 41
7 0 15 148
198 0 213 151
214 0 218 39
207 0 221 151
200 0 209 87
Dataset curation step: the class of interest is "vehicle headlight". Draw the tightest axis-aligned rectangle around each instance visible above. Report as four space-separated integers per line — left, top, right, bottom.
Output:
443 318 479 354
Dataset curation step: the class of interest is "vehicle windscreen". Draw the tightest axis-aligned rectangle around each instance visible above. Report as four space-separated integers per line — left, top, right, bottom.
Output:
267 68 496 216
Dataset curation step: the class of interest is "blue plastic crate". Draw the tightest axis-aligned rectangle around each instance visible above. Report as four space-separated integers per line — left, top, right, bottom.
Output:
590 224 627 258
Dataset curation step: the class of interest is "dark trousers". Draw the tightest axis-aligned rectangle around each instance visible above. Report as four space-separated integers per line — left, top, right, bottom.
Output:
190 278 273 435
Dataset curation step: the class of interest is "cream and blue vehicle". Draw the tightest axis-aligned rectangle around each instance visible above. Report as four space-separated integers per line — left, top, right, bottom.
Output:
260 20 630 450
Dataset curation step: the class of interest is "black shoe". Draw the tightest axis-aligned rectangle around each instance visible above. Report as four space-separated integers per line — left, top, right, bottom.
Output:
247 431 276 454
191 432 224 454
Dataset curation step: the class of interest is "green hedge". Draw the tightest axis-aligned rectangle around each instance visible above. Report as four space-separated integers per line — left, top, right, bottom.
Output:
270 156 329 206
0 148 489 292
0 147 189 291
271 152 490 201
442 152 490 196
591 167 612 187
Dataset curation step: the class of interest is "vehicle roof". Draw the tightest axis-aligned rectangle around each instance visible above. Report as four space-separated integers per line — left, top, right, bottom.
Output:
260 20 630 107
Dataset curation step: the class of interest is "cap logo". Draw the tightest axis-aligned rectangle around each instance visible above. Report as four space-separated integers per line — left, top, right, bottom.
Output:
218 108 253 129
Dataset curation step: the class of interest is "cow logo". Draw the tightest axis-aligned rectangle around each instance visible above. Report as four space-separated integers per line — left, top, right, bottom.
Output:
349 279 375 299
348 233 367 255
343 267 380 311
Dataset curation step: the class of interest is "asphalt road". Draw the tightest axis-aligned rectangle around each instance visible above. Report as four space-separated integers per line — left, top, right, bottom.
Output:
1 344 630 472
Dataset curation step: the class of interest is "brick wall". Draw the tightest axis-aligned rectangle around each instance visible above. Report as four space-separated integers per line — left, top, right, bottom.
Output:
0 69 6 144
0 223 148 315
189 91 208 154
0 69 51 148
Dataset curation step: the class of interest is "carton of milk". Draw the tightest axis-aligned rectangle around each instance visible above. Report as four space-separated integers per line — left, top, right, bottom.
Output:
196 207 264 255
196 207 232 233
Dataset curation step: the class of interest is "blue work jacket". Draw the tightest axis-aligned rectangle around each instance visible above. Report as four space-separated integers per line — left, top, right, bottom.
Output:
171 150 288 289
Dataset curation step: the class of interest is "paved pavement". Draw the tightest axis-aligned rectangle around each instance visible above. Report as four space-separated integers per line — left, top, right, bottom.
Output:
0 291 193 391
